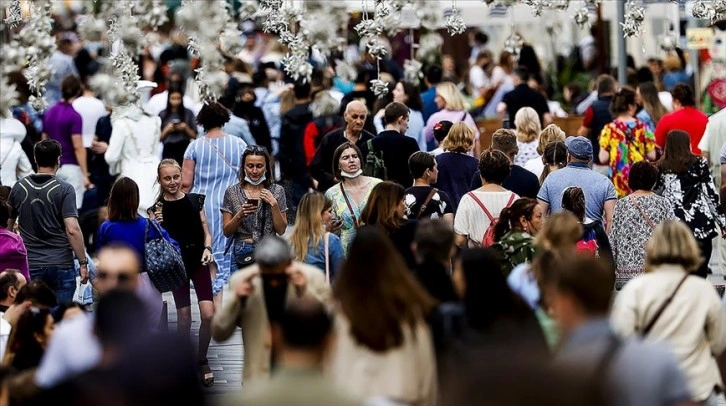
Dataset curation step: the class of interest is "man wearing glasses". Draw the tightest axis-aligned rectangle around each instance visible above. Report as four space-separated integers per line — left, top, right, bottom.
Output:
309 100 375 192
34 244 144 389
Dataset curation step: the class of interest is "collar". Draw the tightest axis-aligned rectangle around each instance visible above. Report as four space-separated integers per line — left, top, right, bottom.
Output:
561 318 612 353
566 162 590 169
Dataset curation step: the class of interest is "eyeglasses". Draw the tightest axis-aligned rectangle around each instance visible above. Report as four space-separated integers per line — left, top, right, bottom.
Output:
245 145 268 154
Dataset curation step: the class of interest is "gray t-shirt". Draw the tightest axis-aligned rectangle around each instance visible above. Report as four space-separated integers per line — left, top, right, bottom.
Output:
8 174 78 268
537 163 617 220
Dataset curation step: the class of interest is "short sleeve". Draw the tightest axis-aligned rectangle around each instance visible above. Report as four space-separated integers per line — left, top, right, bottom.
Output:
221 186 236 215
642 124 656 152
582 106 594 128
599 124 613 151
71 112 83 135
537 180 550 204
61 184 78 218
604 180 617 201
272 184 288 213
440 191 454 215
453 194 472 236
183 139 197 161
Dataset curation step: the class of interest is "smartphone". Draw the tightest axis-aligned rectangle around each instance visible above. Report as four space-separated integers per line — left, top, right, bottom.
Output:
331 219 343 228
247 198 259 207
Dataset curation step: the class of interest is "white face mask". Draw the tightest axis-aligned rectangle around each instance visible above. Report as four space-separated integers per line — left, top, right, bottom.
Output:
245 174 267 186
340 169 363 179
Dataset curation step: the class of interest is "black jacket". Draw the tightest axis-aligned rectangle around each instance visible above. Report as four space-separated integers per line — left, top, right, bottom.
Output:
279 103 313 182
360 130 420 187
233 102 273 152
309 128 375 192
470 165 540 199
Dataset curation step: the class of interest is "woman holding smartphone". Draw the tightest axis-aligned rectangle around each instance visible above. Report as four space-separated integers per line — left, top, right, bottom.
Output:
221 145 287 270
149 159 215 387
159 85 197 165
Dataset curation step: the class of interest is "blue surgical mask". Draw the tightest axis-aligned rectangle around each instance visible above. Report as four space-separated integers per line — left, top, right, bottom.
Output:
245 174 266 186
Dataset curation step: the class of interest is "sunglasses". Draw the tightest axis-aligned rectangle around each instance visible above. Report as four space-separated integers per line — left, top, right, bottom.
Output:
245 145 268 154
97 271 134 284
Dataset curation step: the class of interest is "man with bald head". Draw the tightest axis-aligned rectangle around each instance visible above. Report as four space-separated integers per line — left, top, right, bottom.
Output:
35 244 146 389
309 100 375 192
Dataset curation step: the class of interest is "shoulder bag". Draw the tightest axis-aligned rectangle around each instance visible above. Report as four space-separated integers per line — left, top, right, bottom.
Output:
630 196 656 230
641 273 689 337
416 188 438 219
144 219 187 293
340 183 360 228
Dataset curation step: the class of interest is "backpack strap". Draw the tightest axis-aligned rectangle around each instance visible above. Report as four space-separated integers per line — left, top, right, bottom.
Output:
366 139 374 154
505 192 516 207
416 188 438 219
466 192 494 223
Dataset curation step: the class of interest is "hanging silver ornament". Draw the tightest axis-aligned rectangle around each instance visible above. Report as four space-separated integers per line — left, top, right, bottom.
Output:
691 0 710 19
552 0 570 11
622 0 645 38
370 78 390 98
335 60 358 83
1 78 20 118
3 0 23 28
444 7 467 35
503 31 525 58
659 31 678 52
524 0 546 17
366 36 389 59
714 0 726 20
238 0 259 20
403 59 423 85
573 6 590 29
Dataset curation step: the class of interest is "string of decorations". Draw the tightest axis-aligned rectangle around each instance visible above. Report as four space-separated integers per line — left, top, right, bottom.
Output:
20 0 56 112
3 0 23 28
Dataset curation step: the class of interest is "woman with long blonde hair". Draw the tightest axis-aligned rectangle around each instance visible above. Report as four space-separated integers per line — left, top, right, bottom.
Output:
513 107 542 167
524 124 566 177
289 192 344 282
636 81 669 132
423 81 481 157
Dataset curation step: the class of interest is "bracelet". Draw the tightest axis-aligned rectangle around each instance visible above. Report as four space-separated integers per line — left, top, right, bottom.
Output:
204 246 212 252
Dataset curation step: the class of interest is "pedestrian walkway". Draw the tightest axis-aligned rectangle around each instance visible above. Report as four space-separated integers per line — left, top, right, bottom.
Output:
162 291 242 399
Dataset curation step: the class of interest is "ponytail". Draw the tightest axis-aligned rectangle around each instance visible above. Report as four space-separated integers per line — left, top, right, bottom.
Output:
493 207 514 242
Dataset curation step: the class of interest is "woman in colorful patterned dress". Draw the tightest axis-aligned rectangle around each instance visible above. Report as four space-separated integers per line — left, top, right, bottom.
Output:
598 87 657 197
324 142 382 254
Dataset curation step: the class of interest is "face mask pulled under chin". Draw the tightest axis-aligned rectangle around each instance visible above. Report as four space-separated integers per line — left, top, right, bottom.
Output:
245 173 267 186
340 169 363 179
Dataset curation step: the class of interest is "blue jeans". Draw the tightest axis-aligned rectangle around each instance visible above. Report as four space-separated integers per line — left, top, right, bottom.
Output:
29 266 77 305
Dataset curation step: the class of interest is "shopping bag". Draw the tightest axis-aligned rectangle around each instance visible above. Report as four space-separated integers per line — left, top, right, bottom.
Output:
73 277 93 305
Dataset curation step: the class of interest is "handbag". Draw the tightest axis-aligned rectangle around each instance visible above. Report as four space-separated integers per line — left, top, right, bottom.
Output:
72 277 93 305
144 219 187 292
630 196 656 230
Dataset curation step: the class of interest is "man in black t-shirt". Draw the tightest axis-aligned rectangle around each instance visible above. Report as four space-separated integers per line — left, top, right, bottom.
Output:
497 67 552 128
405 151 454 224
470 129 540 199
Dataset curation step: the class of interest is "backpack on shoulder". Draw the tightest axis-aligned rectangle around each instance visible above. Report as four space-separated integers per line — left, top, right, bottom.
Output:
363 139 387 180
466 192 516 247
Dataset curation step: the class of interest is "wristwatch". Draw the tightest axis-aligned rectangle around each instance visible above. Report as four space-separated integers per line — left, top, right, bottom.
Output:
204 246 212 252
78 259 88 266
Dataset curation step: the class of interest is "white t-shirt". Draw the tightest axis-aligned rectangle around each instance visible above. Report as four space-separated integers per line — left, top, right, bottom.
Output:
0 314 10 362
469 65 489 90
73 96 107 147
454 190 519 247
524 157 545 178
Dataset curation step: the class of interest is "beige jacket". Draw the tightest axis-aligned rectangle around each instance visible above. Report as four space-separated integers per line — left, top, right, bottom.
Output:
611 264 726 401
327 314 437 406
211 262 330 383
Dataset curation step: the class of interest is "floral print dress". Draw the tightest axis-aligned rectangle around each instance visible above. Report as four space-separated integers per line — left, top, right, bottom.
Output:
325 178 382 255
656 157 726 241
609 194 676 290
599 119 655 198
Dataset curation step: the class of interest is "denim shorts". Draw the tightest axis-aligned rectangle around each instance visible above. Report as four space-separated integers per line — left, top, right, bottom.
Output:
29 266 77 305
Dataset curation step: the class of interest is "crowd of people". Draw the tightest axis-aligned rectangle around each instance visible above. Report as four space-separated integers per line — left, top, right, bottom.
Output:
0 15 725 406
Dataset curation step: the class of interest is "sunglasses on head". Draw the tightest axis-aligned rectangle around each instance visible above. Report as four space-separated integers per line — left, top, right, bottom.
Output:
245 145 268 154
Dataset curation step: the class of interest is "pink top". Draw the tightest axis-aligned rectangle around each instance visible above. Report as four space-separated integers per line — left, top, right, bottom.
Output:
0 228 30 280
423 109 481 157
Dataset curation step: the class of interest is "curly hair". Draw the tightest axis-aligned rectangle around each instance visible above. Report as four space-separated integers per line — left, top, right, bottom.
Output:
195 101 231 132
